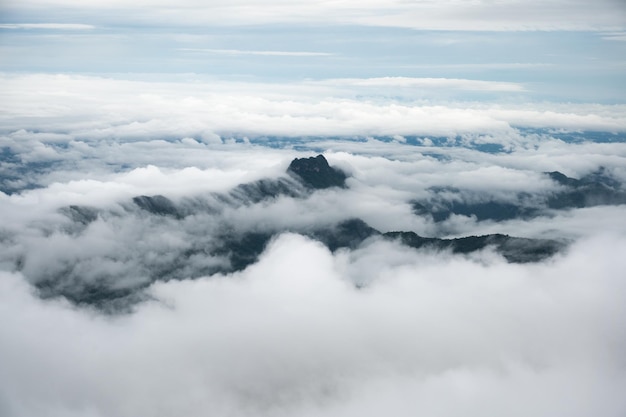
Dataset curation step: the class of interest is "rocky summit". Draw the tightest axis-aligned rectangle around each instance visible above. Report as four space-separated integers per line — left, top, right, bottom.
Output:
44 154 576 310
287 154 347 189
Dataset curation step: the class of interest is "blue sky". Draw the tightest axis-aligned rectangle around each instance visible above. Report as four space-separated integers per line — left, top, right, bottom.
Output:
1 0 625 102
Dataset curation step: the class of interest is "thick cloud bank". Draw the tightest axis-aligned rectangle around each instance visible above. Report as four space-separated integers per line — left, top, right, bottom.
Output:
1 72 626 416
2 74 625 143
1 233 626 417
1 147 625 416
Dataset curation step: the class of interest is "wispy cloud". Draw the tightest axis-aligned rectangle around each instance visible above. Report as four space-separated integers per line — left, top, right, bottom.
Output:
0 23 95 30
179 48 335 57
314 77 527 92
601 32 626 41
4 0 625 31
399 63 555 70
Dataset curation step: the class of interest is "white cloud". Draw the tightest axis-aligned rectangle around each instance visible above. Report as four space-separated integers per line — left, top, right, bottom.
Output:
448 205 626 241
180 48 335 57
601 31 626 41
0 23 95 30
402 63 555 70
0 4 624 410
4 0 625 31
1 136 624 296
1 233 625 416
1 74 625 146
313 77 526 92
1 74 625 415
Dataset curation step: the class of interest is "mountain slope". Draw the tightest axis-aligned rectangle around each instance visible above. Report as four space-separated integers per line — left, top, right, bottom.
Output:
26 154 570 310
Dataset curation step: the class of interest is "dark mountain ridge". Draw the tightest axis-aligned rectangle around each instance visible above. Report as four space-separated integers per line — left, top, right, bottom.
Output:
412 168 626 223
39 154 567 311
96 154 346 221
545 169 626 209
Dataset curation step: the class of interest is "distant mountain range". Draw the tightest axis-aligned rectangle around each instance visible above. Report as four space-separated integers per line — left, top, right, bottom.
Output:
411 167 626 223
34 154 585 310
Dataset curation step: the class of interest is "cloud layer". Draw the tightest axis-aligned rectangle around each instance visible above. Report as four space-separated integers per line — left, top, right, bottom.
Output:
2 74 625 147
1 232 625 417
1 67 625 417
0 23 95 30
4 0 625 31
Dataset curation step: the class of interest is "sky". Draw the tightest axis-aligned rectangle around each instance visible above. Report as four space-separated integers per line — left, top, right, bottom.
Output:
1 1 626 417
1 0 626 101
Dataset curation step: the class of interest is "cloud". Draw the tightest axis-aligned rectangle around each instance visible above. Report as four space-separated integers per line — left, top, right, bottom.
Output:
2 74 625 149
0 23 95 30
4 0 625 31
1 134 624 307
1 69 625 414
601 31 626 41
1 233 625 416
0 0 624 410
312 77 526 92
179 48 335 57
401 63 555 70
350 0 626 31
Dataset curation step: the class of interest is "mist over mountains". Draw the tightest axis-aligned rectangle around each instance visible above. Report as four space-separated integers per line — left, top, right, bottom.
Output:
0 70 626 417
412 167 626 223
2 145 624 314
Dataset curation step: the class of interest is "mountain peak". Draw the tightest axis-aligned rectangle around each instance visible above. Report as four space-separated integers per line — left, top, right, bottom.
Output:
287 154 347 189
546 171 580 187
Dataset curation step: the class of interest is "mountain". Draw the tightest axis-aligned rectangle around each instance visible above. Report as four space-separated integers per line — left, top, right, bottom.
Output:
124 155 342 220
411 169 626 223
309 218 380 251
411 198 536 223
287 154 347 189
545 169 626 209
41 154 569 311
132 195 182 218
383 231 562 263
